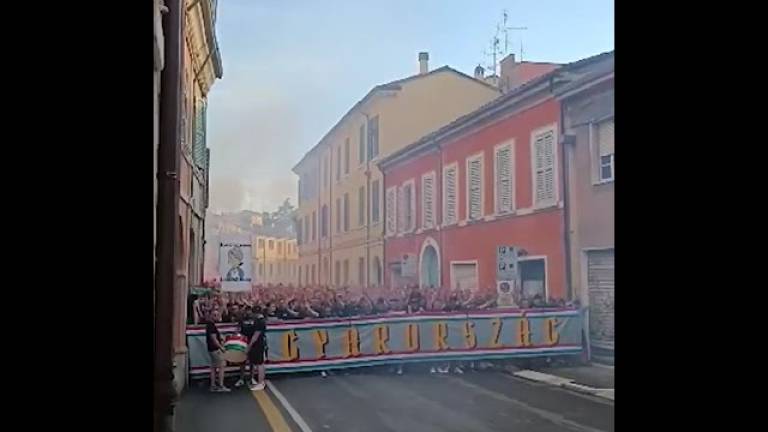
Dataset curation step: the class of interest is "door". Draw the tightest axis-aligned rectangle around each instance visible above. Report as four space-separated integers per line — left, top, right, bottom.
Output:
587 249 614 360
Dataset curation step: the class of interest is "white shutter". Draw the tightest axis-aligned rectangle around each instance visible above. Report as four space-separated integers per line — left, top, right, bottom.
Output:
534 130 556 206
422 173 435 229
397 186 405 233
443 165 457 225
598 119 614 156
468 155 483 220
386 187 397 235
495 144 513 214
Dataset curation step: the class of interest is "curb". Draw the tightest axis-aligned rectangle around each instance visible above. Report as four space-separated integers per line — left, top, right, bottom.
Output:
507 367 614 402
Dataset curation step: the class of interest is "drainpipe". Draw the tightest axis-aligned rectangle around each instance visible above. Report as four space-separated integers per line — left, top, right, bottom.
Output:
155 0 182 431
559 103 574 302
317 154 322 286
361 113 371 292
437 143 444 289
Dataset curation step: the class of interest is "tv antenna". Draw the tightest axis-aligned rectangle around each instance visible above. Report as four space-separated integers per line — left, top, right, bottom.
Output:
500 9 528 60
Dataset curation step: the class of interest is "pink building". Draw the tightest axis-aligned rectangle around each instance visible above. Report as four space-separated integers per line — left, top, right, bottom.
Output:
379 51 612 301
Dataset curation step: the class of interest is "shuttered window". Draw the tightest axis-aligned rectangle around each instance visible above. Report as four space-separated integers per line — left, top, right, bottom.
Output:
371 180 380 223
386 186 397 235
358 124 366 164
421 172 435 229
336 198 341 233
467 154 484 221
401 180 415 232
397 186 406 233
443 164 458 225
358 257 365 285
598 119 614 182
336 146 341 181
344 138 350 175
533 129 556 207
358 186 365 226
494 143 514 214
343 193 350 232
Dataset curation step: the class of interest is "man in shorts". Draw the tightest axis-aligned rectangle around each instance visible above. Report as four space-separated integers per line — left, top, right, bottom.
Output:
234 309 267 391
205 310 230 392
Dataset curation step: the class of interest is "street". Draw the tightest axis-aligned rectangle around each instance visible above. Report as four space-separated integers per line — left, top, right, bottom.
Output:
177 368 613 432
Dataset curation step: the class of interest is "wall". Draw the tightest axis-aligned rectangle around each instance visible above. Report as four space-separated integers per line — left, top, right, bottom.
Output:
384 98 567 298
295 68 500 288
563 80 614 303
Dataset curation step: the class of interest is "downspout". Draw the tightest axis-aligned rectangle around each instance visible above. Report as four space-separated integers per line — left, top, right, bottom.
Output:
317 154 321 286
155 0 183 430
437 143 445 290
329 149 333 286
559 101 574 302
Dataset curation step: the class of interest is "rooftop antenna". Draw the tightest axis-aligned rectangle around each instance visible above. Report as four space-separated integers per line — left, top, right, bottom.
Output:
500 9 528 60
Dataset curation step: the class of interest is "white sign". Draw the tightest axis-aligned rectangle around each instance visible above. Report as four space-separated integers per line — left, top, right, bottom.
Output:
218 236 252 292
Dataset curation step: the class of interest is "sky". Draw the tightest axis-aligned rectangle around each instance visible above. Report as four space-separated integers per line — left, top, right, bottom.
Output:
206 0 614 214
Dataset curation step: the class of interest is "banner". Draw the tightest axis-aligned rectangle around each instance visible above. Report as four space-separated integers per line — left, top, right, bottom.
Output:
218 235 252 292
187 309 582 378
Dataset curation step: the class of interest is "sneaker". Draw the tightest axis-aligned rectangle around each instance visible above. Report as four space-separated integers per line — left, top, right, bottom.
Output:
453 367 464 374
249 382 266 391
396 366 403 375
209 385 219 393
438 366 449 374
234 379 245 388
430 367 437 374
217 386 232 393
320 371 328 378
250 378 259 387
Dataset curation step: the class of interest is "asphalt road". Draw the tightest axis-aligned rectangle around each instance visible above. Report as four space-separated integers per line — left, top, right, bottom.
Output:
177 368 613 432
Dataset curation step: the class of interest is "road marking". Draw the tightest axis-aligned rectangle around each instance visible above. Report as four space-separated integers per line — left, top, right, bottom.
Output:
448 376 609 432
251 388 293 432
266 380 314 432
498 372 615 405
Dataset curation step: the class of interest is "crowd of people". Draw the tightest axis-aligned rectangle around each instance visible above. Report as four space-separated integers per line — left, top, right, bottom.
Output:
190 283 579 325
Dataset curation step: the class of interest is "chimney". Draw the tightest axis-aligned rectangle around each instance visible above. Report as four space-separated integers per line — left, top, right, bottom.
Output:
499 53 517 92
474 65 485 79
418 52 429 74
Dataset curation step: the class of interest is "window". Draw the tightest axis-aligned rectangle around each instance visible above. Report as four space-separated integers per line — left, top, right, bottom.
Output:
597 118 614 182
334 260 341 286
323 258 329 283
358 186 365 226
296 222 303 245
298 266 302 285
343 193 350 232
386 186 397 235
494 142 514 214
311 210 317 241
311 264 316 284
268 239 274 250
269 263 273 276
358 257 365 285
336 198 341 233
324 156 329 188
259 263 264 276
336 146 341 181
421 172 436 229
466 153 484 221
358 124 366 164
533 128 557 207
443 163 458 225
321 205 329 238
303 216 309 243
368 115 379 160
258 238 265 249
278 263 282 275
401 180 415 232
371 180 380 223
520 257 547 299
343 259 349 284
277 242 283 254
451 262 478 291
344 138 350 175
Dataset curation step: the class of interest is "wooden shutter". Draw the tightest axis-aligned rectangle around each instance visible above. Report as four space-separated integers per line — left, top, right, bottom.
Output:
534 130 556 206
386 187 397 235
495 145 513 213
468 156 483 220
397 186 406 233
422 173 435 228
598 119 614 156
344 138 350 174
443 165 457 225
343 193 349 232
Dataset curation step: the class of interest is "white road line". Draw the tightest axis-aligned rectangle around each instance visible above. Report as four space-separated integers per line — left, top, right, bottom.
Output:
266 380 313 432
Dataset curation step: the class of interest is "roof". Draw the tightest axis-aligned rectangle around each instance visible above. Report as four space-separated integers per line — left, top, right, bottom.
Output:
554 55 614 100
292 66 499 173
378 50 614 170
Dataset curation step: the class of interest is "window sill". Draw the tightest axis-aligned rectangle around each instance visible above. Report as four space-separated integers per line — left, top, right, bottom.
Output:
593 178 614 186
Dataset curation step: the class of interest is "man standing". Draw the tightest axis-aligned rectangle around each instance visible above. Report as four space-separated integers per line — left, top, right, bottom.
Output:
234 309 267 391
205 310 230 392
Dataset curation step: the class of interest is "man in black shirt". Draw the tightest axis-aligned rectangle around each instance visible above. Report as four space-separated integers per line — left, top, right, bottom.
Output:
205 310 230 392
234 309 267 391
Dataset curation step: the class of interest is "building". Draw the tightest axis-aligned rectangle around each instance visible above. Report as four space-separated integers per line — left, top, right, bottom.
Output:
557 53 614 363
292 52 501 289
154 1 222 430
253 236 299 286
378 51 612 300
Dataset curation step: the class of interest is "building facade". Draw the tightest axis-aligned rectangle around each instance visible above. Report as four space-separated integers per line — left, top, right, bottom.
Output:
379 51 612 301
558 53 614 363
253 236 299 286
293 53 501 289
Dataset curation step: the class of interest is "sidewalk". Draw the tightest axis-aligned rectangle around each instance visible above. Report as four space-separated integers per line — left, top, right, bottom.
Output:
504 363 614 401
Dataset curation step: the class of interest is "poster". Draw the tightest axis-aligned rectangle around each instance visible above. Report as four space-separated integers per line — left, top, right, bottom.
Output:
218 236 252 292
496 246 519 281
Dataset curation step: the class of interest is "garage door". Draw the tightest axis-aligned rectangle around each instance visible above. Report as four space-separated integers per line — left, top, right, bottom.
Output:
587 249 614 359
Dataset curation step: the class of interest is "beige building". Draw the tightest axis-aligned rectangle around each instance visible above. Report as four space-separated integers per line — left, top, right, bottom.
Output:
253 236 299 286
293 53 500 289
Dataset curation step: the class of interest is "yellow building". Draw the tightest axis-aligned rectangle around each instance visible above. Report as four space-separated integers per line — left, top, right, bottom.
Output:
292 53 500 289
253 236 299 286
